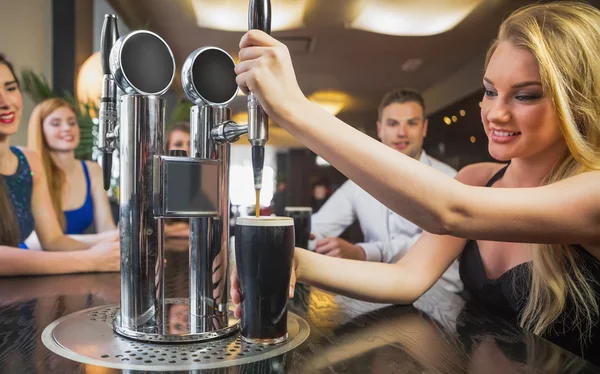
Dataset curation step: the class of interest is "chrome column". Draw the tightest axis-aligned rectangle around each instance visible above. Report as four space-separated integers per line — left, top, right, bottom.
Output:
189 104 225 332
117 95 165 335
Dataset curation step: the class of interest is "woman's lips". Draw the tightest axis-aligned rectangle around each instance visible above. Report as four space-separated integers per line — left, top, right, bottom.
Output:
491 129 521 144
0 112 15 124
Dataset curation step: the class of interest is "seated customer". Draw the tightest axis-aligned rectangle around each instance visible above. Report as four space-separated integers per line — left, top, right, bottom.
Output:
25 98 116 249
0 53 119 275
311 89 461 293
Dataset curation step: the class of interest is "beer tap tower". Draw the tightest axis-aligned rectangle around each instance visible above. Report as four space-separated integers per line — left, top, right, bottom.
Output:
97 0 271 343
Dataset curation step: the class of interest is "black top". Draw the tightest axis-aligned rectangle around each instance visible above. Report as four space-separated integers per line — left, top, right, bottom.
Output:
459 164 600 364
3 146 35 246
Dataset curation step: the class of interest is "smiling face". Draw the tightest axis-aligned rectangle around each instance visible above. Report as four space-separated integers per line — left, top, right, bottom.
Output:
42 106 80 152
481 41 564 162
376 101 428 160
0 63 23 138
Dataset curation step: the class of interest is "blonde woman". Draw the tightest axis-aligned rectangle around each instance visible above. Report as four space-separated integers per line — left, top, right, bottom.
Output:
231 1 600 362
26 98 116 248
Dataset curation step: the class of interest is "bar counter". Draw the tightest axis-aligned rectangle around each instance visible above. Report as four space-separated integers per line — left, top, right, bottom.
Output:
0 242 598 374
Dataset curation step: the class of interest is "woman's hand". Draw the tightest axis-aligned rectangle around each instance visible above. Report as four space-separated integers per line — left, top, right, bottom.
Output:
229 248 300 318
235 30 308 124
86 236 120 272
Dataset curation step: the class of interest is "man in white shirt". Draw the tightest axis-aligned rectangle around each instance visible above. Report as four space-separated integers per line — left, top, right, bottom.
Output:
311 88 462 293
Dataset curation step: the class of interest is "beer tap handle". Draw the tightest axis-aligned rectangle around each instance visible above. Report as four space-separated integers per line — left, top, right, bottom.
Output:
249 0 271 34
98 14 119 191
248 0 271 190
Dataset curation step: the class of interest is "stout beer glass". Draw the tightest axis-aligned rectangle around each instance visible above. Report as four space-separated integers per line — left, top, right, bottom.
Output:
235 216 294 343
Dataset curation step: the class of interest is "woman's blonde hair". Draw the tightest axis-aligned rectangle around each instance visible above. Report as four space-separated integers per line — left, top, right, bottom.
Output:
27 98 78 230
485 2 600 338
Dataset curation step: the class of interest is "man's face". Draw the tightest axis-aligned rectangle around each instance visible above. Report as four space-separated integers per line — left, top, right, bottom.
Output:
376 101 428 159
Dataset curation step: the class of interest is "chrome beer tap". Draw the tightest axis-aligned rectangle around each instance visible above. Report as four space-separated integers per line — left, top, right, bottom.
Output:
96 0 273 344
99 15 238 343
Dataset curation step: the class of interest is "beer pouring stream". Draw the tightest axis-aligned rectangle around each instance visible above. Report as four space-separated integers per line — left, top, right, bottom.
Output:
248 0 271 216
98 15 119 190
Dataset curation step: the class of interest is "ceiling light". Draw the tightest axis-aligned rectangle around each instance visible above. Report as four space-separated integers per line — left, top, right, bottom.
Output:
308 90 350 116
470 136 476 143
192 0 307 32
452 115 458 122
348 0 483 36
459 109 466 116
443 117 451 125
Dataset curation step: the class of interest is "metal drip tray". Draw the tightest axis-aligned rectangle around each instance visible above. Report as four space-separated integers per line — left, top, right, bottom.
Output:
42 304 310 371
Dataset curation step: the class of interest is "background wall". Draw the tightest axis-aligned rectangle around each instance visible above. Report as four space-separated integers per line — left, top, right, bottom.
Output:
0 0 53 146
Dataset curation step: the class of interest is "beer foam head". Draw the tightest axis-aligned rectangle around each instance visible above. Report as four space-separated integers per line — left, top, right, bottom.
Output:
236 216 294 227
284 207 312 212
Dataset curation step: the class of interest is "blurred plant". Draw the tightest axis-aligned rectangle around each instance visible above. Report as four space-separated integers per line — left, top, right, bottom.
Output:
19 69 98 160
169 99 193 127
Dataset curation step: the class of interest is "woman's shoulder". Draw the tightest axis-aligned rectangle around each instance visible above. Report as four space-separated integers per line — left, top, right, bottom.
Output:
455 162 507 187
83 160 103 188
14 147 43 180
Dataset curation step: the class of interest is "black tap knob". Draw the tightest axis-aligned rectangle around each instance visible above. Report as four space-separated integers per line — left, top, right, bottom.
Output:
101 14 119 75
249 0 271 34
101 152 112 191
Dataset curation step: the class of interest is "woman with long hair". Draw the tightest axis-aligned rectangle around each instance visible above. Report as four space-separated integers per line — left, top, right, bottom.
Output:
24 98 116 248
231 1 600 361
0 53 119 275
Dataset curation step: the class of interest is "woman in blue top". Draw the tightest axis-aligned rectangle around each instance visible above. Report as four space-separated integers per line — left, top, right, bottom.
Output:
25 98 117 248
0 53 119 275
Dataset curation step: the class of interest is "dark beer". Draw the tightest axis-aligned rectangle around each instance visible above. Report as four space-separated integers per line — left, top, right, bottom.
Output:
284 207 312 249
235 216 294 343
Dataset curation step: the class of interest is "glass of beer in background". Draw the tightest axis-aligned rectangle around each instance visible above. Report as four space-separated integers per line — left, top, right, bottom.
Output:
284 207 312 249
234 216 295 343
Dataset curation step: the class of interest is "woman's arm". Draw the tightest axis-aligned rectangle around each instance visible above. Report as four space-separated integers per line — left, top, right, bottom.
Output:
235 31 600 246
290 165 500 304
296 232 466 304
284 101 600 246
86 161 117 232
0 239 119 276
24 230 117 250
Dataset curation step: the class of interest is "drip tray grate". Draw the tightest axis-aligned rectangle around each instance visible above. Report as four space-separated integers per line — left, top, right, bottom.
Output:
42 304 309 370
